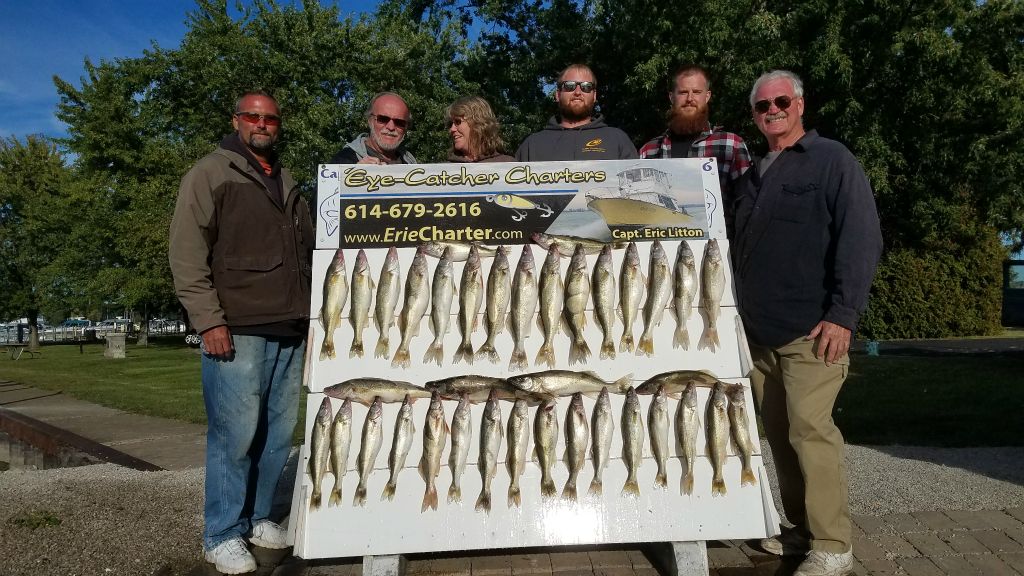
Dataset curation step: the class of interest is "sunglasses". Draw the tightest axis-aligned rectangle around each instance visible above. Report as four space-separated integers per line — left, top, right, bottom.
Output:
446 117 465 128
371 113 409 130
753 95 794 114
558 80 596 93
235 112 281 126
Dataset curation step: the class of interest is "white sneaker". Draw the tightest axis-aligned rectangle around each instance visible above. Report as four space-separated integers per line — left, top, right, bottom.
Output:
249 519 290 549
760 528 811 556
204 537 257 574
793 549 854 576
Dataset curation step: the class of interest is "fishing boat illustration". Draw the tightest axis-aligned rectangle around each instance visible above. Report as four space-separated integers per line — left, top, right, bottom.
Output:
585 166 692 229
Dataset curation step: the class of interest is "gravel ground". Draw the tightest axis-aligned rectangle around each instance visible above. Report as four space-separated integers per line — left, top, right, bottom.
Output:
1 446 1022 576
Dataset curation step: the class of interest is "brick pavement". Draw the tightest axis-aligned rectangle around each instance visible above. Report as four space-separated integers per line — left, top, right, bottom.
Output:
233 508 1024 576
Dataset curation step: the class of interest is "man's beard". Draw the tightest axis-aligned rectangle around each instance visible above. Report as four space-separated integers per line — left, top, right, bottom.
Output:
668 103 709 136
559 98 595 123
371 128 403 152
247 132 276 152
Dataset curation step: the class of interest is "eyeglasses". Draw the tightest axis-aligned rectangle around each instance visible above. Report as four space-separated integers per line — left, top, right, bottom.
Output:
446 117 465 128
235 112 281 126
558 80 596 93
371 113 409 130
753 95 794 114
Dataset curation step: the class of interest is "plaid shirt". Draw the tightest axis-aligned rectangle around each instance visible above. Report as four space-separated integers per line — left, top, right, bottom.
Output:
638 124 752 194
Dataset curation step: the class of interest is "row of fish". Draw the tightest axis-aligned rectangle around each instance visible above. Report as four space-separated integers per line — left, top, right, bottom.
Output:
317 235 727 369
307 373 755 513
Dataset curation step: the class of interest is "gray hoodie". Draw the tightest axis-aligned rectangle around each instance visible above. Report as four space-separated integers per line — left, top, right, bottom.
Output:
515 114 638 161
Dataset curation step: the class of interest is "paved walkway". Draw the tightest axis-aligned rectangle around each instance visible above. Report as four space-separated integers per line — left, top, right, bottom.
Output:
3 378 1024 576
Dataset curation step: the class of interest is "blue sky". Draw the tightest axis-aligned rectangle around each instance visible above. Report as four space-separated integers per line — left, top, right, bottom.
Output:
0 1 377 141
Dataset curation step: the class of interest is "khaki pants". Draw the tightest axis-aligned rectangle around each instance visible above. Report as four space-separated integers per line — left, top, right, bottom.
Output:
749 336 851 553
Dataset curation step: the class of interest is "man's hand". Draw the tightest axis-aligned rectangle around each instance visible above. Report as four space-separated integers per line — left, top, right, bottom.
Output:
356 156 383 165
201 325 234 359
806 320 850 366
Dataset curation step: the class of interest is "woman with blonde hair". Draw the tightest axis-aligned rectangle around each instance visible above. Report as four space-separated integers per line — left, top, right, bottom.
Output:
445 96 515 162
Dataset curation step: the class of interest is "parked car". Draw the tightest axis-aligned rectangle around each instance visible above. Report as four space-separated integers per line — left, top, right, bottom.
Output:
62 318 93 328
95 319 133 332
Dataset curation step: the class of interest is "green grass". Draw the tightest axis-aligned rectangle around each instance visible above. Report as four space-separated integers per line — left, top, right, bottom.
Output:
1 339 1020 447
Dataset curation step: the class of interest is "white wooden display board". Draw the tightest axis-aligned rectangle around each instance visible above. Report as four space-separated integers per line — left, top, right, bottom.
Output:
289 159 780 570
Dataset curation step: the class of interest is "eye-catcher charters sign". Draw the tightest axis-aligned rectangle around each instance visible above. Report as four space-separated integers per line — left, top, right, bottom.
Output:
316 158 724 249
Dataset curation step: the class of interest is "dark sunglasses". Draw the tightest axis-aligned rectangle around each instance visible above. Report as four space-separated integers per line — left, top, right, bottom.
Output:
558 80 596 93
371 113 409 130
235 112 281 126
446 117 465 128
753 95 794 114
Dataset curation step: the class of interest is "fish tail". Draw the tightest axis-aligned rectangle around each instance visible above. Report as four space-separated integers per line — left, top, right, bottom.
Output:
319 339 335 361
655 472 668 488
447 482 462 504
374 335 389 359
698 325 718 351
536 344 555 368
475 343 500 364
353 484 367 507
453 342 475 365
474 490 491 512
621 479 641 497
571 338 591 364
561 482 578 502
422 341 443 366
328 485 342 507
682 473 694 496
540 478 558 498
740 467 757 487
310 488 322 510
509 348 527 372
619 333 634 353
712 478 727 496
508 484 521 508
637 333 654 357
422 483 438 512
599 339 615 360
381 481 397 501
588 478 603 497
349 340 364 358
673 326 690 350
391 346 411 369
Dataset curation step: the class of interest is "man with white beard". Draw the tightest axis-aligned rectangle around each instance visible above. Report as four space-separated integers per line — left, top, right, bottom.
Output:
516 63 637 161
639 64 751 238
330 91 418 164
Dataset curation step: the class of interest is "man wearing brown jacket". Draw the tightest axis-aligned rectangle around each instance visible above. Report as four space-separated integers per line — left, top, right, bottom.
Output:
169 90 314 574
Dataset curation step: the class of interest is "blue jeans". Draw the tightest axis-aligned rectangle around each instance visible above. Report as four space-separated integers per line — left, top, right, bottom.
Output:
202 334 303 551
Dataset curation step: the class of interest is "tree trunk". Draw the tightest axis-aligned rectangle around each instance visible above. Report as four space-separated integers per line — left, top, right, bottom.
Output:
27 310 41 351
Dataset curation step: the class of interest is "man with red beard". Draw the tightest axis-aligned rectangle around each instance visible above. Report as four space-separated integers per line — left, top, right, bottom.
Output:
639 65 751 238
516 63 637 161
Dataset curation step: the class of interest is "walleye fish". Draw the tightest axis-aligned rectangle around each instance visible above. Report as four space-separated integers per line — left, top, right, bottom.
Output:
323 378 431 406
374 246 402 358
672 240 698 350
447 394 472 504
564 244 592 365
698 239 726 351
707 381 730 496
562 392 590 501
477 245 511 364
505 398 531 507
423 247 456 366
507 370 631 397
454 244 485 364
418 391 447 512
354 396 383 506
621 386 644 496
392 247 431 368
619 242 644 353
588 386 614 496
636 370 721 395
319 249 348 361
536 245 563 368
382 395 416 501
727 385 757 487
476 390 503 512
421 240 498 261
534 398 560 498
328 398 353 507
592 244 617 360
675 381 699 495
424 374 545 404
648 385 670 489
309 396 333 509
638 240 672 357
349 249 375 358
531 232 625 257
508 245 539 372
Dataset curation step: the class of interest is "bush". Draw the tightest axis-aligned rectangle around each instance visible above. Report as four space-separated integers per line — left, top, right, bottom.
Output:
859 232 1005 339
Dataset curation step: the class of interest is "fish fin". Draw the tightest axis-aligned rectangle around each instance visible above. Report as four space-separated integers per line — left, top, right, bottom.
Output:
621 480 640 497
475 343 500 364
619 332 634 353
637 334 654 357
561 482 577 502
310 487 322 510
391 347 411 369
673 325 690 350
712 479 727 496
588 478 603 497
508 485 521 508
698 325 718 352
474 490 491 512
599 340 615 360
541 478 558 498
682 472 694 495
655 472 668 488
349 340 364 358
421 484 437 512
319 339 335 361
509 348 527 372
612 374 633 393
453 343 475 365
535 344 555 368
423 342 443 366
353 484 367 507
374 335 389 359
381 481 397 501
328 486 342 507
741 468 757 487
447 482 462 504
